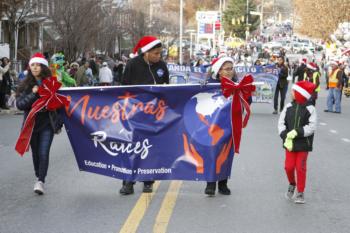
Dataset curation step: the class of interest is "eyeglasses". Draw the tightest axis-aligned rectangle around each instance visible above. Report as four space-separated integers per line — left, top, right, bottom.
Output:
221 67 234 72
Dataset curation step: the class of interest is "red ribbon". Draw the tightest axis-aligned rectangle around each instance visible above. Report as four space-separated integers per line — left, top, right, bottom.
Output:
221 74 256 153
15 76 70 156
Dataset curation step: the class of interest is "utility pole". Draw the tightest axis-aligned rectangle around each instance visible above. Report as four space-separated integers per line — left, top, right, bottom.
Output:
261 0 264 32
246 0 249 40
246 0 249 24
273 0 276 25
179 0 183 65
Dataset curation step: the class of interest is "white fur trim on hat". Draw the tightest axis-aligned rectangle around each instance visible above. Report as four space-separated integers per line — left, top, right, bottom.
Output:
29 57 48 67
330 60 338 66
141 39 161 53
211 57 234 79
307 63 317 70
292 84 311 99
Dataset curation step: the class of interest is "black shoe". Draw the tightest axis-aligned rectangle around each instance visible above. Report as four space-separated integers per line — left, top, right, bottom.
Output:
143 183 153 193
1 106 9 110
324 109 331 112
218 184 231 195
272 110 278 114
119 182 134 195
204 182 216 196
334 111 341 114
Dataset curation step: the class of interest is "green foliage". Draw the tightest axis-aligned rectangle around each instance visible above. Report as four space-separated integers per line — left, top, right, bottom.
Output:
223 0 260 39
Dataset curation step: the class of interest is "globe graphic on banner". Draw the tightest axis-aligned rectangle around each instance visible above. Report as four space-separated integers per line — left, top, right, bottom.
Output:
183 91 232 147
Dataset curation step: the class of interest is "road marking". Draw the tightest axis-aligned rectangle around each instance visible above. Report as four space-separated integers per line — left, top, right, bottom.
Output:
119 181 160 233
153 181 182 233
319 122 327 126
330 129 338 134
341 138 350 143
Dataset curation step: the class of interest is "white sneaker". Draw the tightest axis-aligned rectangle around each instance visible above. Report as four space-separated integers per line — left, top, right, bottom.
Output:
34 181 44 195
285 184 296 201
294 192 305 204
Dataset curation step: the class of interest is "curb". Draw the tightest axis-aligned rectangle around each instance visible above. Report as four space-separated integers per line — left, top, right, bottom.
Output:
0 108 23 115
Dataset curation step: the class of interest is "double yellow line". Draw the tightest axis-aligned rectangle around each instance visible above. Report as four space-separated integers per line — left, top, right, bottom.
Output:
119 181 182 233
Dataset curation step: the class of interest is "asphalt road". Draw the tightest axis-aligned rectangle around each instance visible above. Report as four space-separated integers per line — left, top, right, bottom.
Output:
1 82 349 233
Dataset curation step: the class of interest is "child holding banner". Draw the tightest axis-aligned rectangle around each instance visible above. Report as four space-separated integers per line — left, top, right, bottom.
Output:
204 55 237 196
278 81 317 204
16 53 64 195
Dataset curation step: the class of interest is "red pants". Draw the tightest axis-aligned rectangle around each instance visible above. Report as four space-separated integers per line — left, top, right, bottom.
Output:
285 150 308 193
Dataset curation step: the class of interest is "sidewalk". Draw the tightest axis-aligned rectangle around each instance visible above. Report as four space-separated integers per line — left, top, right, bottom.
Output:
0 108 23 115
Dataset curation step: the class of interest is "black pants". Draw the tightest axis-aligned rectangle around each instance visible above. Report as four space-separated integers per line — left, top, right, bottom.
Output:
274 84 288 111
30 125 54 183
0 90 6 108
207 179 227 187
123 181 154 185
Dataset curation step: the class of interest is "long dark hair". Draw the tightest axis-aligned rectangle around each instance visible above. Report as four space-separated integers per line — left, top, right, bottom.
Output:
16 64 52 96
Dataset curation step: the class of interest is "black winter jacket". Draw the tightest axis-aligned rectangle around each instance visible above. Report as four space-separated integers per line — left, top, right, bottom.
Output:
16 87 63 133
293 64 306 82
278 101 317 152
277 64 289 89
122 55 169 85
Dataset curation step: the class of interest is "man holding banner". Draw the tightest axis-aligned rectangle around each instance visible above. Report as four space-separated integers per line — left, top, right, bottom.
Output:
120 36 169 195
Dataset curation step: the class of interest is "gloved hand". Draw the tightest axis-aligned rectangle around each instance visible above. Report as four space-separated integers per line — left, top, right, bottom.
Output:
284 138 293 151
286 129 298 139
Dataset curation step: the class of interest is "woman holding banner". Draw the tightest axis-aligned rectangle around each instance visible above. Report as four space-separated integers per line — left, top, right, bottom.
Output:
204 55 238 196
16 53 64 195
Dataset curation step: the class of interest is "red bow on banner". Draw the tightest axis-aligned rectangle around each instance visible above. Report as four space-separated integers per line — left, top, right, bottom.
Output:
221 74 256 153
15 76 70 156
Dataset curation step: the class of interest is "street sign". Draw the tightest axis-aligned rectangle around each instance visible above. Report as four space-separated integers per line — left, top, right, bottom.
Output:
196 11 219 23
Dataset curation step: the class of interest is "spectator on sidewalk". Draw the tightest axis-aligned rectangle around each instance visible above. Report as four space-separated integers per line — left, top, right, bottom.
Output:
75 61 90 86
99 62 113 86
0 57 12 109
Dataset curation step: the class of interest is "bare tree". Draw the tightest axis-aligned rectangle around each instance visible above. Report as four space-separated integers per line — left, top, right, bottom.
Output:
97 1 129 57
1 0 38 60
293 0 350 39
49 0 103 62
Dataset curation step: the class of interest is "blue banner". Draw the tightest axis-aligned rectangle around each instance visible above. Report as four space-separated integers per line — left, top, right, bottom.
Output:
235 65 279 103
168 64 278 103
59 84 234 182
167 64 208 84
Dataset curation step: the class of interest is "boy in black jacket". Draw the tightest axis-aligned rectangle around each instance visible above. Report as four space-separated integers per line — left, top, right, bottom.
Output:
120 36 169 195
278 81 317 204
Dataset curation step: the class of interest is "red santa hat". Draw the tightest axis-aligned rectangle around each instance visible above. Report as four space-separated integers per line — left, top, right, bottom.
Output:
329 60 339 66
299 58 307 64
131 36 162 57
29 53 48 67
211 56 234 79
306 62 317 71
292 81 316 104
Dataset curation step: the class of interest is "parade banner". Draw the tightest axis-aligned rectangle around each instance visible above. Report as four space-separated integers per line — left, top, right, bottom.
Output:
167 64 278 103
235 65 279 103
167 64 208 84
59 84 234 182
